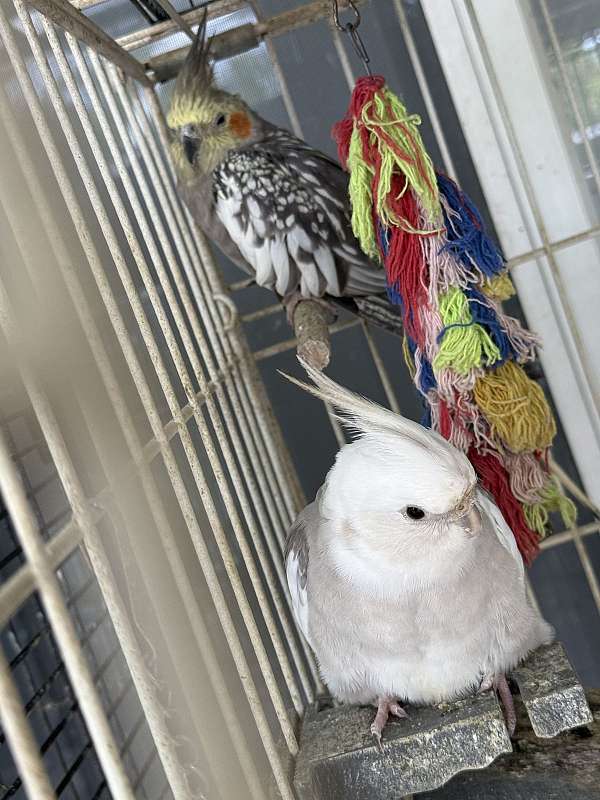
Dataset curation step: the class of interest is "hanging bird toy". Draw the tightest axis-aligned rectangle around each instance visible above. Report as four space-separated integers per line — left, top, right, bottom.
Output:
330 0 575 563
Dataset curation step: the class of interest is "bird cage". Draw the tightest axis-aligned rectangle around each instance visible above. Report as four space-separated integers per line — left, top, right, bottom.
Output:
0 1 598 799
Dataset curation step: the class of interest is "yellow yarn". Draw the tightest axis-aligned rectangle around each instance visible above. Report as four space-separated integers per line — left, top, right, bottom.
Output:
433 287 501 375
361 87 441 226
482 272 515 301
347 128 379 260
524 476 577 537
474 362 556 452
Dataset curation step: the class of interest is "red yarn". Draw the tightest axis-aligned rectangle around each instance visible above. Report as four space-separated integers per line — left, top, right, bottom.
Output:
438 400 452 440
384 175 428 346
468 449 540 565
332 75 385 166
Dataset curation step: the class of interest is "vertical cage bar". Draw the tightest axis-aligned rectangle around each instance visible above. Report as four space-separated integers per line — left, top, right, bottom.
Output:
0 84 265 799
0 396 134 798
537 0 600 199
0 3 297 794
48 21 307 715
0 644 57 800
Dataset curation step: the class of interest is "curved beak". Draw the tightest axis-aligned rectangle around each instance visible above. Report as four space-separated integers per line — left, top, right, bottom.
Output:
459 504 482 538
181 124 200 165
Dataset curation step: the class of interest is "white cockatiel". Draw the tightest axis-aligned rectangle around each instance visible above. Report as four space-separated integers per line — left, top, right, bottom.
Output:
284 362 553 745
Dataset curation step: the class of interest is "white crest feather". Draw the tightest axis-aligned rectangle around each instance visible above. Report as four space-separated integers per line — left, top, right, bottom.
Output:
281 357 471 477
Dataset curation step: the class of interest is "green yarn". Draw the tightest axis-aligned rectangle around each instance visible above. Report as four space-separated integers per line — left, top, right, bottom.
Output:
346 128 379 259
433 287 501 375
362 88 441 226
524 477 577 537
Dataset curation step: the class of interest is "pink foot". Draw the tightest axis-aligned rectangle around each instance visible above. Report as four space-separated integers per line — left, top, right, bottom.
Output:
370 695 408 751
494 674 517 737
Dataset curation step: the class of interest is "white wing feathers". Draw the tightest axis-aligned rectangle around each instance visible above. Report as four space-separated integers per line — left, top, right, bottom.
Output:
477 488 525 580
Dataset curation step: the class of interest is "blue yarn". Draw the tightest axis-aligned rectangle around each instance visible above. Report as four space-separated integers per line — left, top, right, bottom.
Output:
387 283 404 307
466 286 517 362
419 355 437 394
437 173 504 278
405 333 437 394
421 404 432 429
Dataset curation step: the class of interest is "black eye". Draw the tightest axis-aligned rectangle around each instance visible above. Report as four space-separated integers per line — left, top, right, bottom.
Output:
406 506 425 520
215 113 227 127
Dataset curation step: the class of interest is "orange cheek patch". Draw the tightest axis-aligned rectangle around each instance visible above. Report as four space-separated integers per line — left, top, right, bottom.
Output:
229 111 252 139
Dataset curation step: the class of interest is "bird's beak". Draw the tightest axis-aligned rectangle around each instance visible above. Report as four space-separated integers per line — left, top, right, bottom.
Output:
458 504 482 538
181 124 200 165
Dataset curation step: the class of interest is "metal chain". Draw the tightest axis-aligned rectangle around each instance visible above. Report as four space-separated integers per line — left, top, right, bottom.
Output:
331 0 372 75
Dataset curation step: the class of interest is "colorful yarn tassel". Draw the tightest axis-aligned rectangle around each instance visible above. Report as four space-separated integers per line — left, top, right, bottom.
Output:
333 75 575 564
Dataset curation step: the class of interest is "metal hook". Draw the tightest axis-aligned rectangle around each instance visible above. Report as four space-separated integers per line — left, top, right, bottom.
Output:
331 1 372 76
332 0 361 32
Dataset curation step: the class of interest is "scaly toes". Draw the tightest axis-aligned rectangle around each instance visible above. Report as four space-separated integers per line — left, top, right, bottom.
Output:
389 702 408 719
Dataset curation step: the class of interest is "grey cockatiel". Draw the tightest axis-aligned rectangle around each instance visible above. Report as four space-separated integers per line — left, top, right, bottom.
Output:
284 361 553 746
166 16 389 323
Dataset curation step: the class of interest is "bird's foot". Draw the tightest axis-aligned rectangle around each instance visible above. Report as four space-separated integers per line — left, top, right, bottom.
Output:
370 695 408 752
282 291 336 327
494 674 517 737
478 673 495 694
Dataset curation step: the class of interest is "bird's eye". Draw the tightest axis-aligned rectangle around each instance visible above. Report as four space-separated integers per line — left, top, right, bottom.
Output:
215 113 227 127
405 506 425 520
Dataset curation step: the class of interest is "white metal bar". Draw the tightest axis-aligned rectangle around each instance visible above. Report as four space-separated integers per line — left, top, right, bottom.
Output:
151 0 195 40
0 644 57 800
507 222 600 270
360 322 401 415
25 0 151 85
0 383 134 798
116 73 320 693
391 0 457 179
0 86 263 800
96 53 315 704
539 522 599 550
0 6 297 794
537 0 600 200
117 1 246 52
0 283 196 800
142 87 306 521
42 14 302 739
0 516 85 628
141 87 321 689
61 32 308 715
124 80 298 552
462 0 600 431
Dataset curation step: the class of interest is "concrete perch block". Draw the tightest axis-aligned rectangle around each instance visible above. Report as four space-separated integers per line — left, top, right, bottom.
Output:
511 641 593 737
293 692 512 799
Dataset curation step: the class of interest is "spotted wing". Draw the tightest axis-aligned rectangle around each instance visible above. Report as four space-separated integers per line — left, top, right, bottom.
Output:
213 130 386 298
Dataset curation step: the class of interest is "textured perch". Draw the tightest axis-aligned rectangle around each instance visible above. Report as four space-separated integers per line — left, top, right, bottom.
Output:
293 300 332 371
293 643 594 799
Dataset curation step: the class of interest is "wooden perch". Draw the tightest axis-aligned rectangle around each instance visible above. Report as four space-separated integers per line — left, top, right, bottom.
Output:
293 300 332 371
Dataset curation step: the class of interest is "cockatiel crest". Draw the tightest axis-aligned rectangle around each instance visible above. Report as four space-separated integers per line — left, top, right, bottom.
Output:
167 13 257 177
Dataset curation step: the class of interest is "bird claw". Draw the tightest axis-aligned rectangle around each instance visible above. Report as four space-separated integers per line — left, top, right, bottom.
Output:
370 725 384 753
482 674 516 737
369 696 408 750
